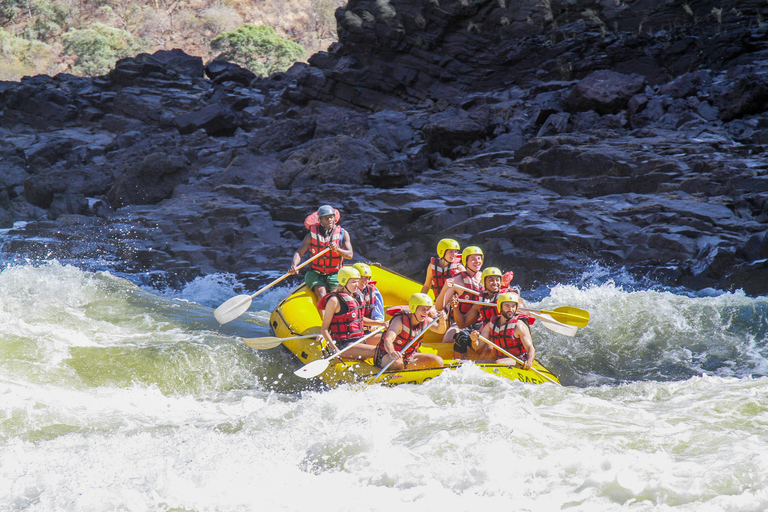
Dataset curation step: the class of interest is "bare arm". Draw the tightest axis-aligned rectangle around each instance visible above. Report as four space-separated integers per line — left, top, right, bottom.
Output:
428 309 448 334
420 265 434 295
289 234 312 273
452 297 480 329
331 230 353 260
382 316 404 361
515 322 535 369
470 322 492 352
319 296 340 352
434 277 455 311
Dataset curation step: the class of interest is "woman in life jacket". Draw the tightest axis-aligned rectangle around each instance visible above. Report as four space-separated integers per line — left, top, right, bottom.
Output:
420 238 464 297
374 293 447 371
316 267 382 360
468 291 536 369
450 267 504 360
352 263 388 342
437 245 485 342
289 204 354 300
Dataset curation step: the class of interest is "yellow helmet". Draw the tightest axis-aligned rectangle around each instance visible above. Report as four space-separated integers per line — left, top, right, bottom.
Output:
436 238 461 259
337 266 361 286
496 291 520 313
481 267 502 285
409 292 434 314
352 262 372 278
462 246 484 266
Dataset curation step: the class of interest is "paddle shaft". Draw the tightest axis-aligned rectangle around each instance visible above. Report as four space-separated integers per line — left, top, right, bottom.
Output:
252 247 330 300
519 307 589 326
243 333 317 350
214 248 332 324
327 326 384 358
372 316 439 380
477 335 558 385
452 283 482 295
457 299 577 336
294 326 386 378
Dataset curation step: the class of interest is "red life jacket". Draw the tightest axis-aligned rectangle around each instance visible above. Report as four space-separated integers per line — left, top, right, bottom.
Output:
456 271 483 314
317 291 364 340
308 224 345 274
478 292 499 325
489 314 530 359
429 255 462 296
388 311 428 359
355 281 377 318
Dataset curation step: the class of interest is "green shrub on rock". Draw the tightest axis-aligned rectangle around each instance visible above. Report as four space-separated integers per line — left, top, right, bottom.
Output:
0 28 56 80
210 24 305 77
62 22 149 76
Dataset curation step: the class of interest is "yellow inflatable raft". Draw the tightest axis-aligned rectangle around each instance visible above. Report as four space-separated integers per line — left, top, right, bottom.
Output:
268 264 560 387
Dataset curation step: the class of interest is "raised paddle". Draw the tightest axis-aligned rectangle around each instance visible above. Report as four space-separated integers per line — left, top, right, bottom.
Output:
519 306 590 327
294 326 385 379
214 247 330 324
456 299 578 337
452 283 482 295
525 312 578 337
370 316 439 381
477 334 559 385
243 333 318 350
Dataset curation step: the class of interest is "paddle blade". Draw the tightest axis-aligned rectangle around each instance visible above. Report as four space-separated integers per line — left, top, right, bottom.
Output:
242 337 284 350
549 307 590 327
529 313 578 337
214 294 253 324
243 333 319 350
294 358 331 379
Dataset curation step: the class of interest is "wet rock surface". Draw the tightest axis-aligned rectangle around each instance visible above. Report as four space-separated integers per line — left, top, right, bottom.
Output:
1 3 767 295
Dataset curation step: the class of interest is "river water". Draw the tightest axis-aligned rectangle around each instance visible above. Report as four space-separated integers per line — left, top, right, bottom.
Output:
1 261 767 511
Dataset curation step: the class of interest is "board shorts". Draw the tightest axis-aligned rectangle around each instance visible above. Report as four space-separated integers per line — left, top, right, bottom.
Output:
336 337 361 350
304 269 339 291
374 344 411 369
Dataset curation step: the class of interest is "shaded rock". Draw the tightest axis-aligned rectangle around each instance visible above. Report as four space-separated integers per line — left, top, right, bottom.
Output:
422 108 489 157
658 70 713 98
204 59 257 86
716 73 768 121
566 70 647 115
273 136 388 190
107 152 191 207
174 104 240 136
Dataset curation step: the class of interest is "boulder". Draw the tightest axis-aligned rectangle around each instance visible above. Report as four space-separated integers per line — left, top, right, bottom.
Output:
566 70 647 115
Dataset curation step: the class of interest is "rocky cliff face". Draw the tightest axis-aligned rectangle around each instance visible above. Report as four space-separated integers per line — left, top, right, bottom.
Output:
1 0 767 294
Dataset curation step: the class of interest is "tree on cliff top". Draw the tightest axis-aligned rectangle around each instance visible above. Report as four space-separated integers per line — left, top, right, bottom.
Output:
62 22 150 76
210 24 305 77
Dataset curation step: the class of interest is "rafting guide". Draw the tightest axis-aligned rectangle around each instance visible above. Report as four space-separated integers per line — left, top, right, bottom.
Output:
289 204 353 300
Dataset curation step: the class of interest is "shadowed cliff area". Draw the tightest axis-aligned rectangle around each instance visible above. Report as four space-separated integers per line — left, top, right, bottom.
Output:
1 0 767 294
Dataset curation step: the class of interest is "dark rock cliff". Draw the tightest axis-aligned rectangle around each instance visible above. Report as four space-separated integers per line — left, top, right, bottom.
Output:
1 0 767 294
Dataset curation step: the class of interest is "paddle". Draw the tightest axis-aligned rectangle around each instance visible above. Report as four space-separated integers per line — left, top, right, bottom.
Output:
519 306 589 327
456 299 578 337
243 333 318 350
452 283 482 295
525 311 578 337
370 316 439 381
477 334 559 385
214 248 330 324
294 326 385 379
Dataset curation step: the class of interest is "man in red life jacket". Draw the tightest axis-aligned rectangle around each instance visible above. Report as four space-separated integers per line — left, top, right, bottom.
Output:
420 238 464 297
289 204 353 300
468 291 536 369
352 262 388 342
450 267 504 360
316 266 381 360
436 245 484 342
374 293 447 371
